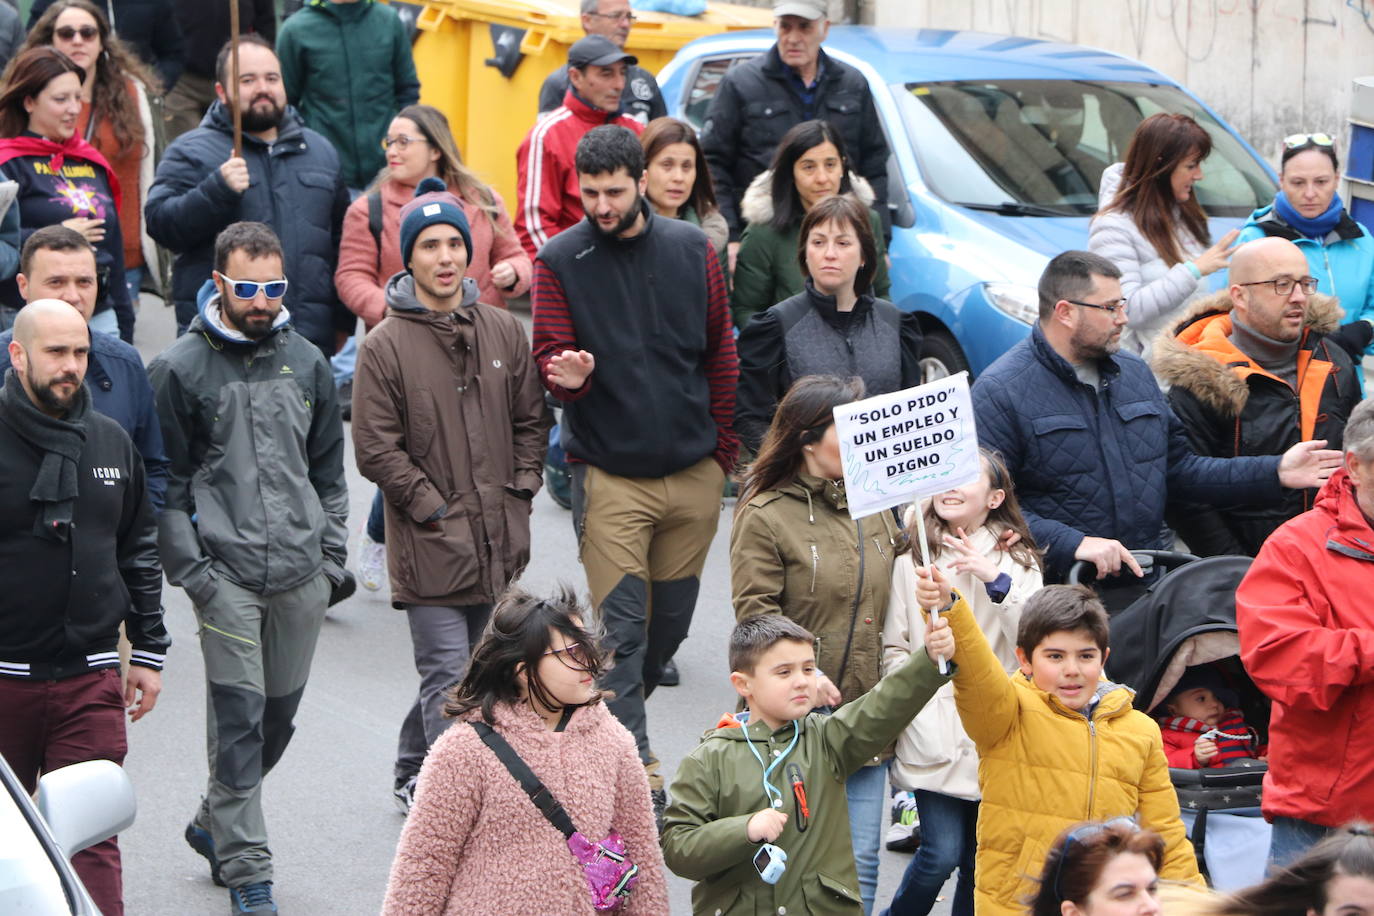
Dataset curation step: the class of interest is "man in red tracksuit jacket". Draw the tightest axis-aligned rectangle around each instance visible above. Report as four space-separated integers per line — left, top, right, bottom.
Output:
515 34 644 260
1237 397 1374 869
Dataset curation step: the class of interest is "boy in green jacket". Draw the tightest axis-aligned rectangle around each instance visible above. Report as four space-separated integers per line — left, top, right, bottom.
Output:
662 613 953 914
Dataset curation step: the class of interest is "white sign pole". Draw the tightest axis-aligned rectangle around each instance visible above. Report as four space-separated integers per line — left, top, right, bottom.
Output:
910 502 948 675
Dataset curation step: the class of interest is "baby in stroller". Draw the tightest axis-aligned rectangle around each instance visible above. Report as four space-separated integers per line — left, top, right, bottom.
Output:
1155 666 1265 769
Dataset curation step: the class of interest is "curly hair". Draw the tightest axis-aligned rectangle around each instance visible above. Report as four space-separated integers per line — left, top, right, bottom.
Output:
22 0 160 154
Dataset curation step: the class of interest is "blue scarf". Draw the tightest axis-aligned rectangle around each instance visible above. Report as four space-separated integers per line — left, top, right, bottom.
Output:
1273 190 1344 240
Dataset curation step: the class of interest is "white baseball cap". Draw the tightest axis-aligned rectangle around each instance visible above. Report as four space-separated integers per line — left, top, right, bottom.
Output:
773 0 827 20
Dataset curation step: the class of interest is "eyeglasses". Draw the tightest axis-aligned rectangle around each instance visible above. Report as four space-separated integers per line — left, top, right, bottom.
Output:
1066 298 1128 315
219 275 288 300
381 134 427 151
54 25 99 41
543 642 595 671
1283 132 1335 150
1053 817 1141 900
587 10 637 21
1236 276 1319 296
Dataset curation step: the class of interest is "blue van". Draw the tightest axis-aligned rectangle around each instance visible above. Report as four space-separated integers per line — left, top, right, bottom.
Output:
656 27 1277 378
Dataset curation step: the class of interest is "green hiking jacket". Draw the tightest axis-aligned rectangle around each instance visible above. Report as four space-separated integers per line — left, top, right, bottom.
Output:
662 650 948 914
277 0 420 190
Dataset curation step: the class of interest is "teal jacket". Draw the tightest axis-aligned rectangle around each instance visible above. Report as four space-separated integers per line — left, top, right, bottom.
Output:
1234 204 1374 354
663 650 948 914
277 0 420 190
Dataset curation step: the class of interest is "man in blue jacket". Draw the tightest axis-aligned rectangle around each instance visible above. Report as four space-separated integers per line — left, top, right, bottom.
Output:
146 34 351 358
0 227 167 510
973 249 1342 591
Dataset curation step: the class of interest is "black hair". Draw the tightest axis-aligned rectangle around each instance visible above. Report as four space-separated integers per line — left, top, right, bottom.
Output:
215 32 274 89
20 225 94 276
768 119 854 233
444 585 608 724
575 124 645 181
729 614 815 675
1037 250 1122 322
214 221 283 274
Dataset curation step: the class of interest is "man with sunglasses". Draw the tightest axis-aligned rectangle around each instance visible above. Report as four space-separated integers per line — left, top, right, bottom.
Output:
973 250 1342 604
1155 236 1362 557
536 0 666 126
149 222 350 916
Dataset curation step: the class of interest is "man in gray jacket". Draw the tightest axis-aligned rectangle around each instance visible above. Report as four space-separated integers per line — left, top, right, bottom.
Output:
149 221 350 916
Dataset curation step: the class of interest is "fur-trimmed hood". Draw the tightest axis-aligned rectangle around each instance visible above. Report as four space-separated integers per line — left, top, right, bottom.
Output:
1151 288 1343 415
740 169 876 227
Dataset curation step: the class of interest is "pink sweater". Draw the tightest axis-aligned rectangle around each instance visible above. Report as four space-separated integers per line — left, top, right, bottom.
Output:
335 178 532 329
382 700 669 916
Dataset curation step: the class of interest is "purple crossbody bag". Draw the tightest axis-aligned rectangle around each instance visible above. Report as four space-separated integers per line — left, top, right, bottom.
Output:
471 722 640 910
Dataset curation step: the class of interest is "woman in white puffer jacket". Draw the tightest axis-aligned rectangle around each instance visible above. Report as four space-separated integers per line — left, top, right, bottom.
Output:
1089 113 1239 363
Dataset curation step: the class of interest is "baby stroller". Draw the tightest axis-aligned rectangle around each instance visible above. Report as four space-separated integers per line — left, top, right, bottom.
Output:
1104 552 1271 889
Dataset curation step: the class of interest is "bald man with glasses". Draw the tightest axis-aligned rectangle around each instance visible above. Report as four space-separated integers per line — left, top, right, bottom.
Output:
1154 235 1363 557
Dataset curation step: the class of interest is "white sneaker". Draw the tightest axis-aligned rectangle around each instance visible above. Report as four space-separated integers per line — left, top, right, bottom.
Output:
357 533 386 591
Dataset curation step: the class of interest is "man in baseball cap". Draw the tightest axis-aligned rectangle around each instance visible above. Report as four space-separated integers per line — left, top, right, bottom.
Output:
537 1 667 125
701 0 891 281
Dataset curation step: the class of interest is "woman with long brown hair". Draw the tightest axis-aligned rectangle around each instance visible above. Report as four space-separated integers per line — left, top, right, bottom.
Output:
22 0 163 306
640 116 728 265
730 373 902 914
0 46 132 339
1089 112 1239 360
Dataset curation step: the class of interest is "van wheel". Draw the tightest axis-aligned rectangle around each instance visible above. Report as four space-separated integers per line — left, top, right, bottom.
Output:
919 330 970 383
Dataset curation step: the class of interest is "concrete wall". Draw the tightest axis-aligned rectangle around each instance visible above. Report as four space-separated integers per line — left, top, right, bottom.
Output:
871 0 1374 167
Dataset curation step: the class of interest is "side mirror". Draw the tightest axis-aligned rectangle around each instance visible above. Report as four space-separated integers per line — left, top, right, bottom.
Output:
36 760 136 857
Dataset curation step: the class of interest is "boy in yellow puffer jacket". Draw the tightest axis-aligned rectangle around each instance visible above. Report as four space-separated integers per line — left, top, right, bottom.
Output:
914 568 1201 915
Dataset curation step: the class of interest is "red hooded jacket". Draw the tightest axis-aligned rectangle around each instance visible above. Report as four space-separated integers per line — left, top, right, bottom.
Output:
1237 468 1374 827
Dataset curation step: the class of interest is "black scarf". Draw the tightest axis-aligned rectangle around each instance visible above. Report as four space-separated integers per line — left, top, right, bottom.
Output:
0 368 89 542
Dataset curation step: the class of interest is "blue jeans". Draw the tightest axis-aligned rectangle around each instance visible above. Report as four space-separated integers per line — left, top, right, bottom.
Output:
1268 815 1330 871
885 791 977 916
332 333 358 387
847 760 889 916
124 266 144 303
367 488 385 544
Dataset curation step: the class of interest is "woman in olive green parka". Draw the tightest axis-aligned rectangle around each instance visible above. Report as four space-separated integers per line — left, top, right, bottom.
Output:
728 375 901 915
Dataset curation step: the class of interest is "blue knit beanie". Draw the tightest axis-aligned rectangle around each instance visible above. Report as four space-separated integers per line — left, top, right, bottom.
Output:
399 176 473 269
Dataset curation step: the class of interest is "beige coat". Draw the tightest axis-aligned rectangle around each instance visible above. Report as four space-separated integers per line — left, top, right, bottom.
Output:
882 523 1041 799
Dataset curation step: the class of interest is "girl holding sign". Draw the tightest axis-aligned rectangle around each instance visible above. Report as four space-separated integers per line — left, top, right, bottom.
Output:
882 449 1043 916
731 374 903 915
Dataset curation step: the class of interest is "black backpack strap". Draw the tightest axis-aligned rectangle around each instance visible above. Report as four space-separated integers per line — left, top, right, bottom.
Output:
367 191 384 272
471 721 577 838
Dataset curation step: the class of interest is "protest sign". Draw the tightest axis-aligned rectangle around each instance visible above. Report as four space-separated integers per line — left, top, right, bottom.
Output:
833 372 979 520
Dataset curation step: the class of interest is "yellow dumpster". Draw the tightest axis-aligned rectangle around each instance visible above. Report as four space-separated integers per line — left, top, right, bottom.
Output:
405 0 772 210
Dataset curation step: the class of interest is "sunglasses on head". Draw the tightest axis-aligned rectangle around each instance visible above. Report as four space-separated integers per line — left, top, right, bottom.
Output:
54 25 99 41
1283 132 1335 150
1053 817 1141 900
218 274 288 301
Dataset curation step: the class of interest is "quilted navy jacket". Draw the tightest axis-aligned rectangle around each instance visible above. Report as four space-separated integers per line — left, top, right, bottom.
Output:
972 324 1283 580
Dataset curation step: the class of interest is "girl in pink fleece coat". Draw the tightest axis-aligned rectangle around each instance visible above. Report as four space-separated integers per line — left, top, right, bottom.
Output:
382 587 668 916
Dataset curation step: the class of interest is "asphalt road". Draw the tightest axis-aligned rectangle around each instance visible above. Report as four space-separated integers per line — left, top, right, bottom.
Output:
119 298 946 915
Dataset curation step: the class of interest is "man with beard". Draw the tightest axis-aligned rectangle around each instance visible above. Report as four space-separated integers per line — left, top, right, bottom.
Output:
0 300 166 916
971 250 1340 601
149 222 349 915
532 125 738 821
146 34 351 359
351 177 549 813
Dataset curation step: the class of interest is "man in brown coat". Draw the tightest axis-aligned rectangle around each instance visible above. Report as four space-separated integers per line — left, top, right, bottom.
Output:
351 177 550 812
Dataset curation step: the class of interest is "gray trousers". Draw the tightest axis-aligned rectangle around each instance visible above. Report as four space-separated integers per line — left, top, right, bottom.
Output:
394 603 491 786
191 572 330 888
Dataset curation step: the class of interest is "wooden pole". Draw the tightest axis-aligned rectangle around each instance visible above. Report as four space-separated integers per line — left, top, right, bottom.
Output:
229 0 241 158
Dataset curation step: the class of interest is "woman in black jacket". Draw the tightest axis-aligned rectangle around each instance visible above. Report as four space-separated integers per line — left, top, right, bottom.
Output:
735 193 921 454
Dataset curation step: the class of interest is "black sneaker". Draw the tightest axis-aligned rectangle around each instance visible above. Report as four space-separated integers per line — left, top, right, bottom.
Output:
651 787 667 835
658 657 681 687
185 821 226 887
393 775 417 815
229 881 278 914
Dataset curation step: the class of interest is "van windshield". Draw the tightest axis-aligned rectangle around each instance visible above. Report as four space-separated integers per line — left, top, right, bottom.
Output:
895 79 1276 217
